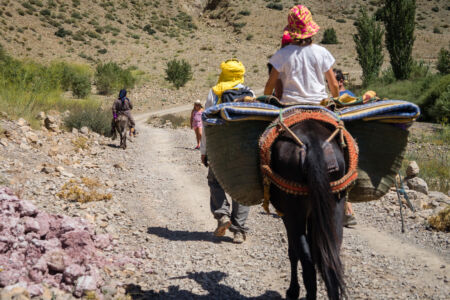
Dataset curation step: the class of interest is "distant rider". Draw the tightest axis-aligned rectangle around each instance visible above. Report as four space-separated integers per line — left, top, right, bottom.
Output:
111 89 136 139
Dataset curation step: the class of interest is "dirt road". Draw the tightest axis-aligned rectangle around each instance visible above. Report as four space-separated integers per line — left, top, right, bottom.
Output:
115 108 449 299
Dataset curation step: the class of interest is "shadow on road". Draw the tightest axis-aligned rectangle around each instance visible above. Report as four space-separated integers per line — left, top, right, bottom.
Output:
147 226 234 243
125 271 282 299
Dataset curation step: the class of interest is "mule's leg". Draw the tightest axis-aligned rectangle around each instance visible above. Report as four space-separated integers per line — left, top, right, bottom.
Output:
122 128 127 149
283 216 301 300
299 234 317 300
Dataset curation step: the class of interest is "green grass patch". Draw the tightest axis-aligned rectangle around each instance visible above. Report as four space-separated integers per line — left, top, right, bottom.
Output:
0 44 110 134
402 124 450 193
360 62 450 123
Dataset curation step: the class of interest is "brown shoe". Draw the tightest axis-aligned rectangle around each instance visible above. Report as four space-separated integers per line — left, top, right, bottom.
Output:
233 231 246 244
214 215 231 237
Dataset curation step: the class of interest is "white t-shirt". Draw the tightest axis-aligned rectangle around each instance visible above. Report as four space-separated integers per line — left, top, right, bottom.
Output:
269 44 335 104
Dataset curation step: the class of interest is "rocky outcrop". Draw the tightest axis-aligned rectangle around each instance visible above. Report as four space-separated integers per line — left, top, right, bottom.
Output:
404 161 429 195
0 188 110 297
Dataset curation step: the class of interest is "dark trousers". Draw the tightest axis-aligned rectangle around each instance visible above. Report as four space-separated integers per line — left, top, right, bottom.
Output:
207 168 249 233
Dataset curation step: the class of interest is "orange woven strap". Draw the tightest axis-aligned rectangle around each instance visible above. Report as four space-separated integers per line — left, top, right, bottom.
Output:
259 110 358 196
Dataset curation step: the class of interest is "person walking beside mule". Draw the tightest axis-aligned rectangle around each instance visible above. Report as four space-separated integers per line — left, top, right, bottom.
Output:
200 59 254 244
111 89 136 139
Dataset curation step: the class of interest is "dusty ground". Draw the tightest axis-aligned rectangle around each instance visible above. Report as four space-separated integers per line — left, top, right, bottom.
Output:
0 107 449 299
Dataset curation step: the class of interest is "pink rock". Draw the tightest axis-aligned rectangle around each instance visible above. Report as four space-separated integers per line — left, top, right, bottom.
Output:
74 276 97 297
25 243 44 265
0 240 12 253
41 238 61 253
47 250 66 273
43 273 63 288
46 216 62 239
29 268 45 282
17 200 37 217
0 270 21 287
23 217 40 233
94 234 111 250
12 225 25 238
27 284 44 297
35 212 50 237
63 264 85 284
61 230 95 251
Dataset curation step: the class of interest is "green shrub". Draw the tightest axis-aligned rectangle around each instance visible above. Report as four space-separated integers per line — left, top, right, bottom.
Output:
418 74 450 122
40 8 50 16
143 24 156 35
64 105 111 136
0 47 98 127
437 48 450 75
266 3 283 10
165 59 192 89
95 62 136 95
354 8 384 86
239 10 251 16
384 0 416 80
321 28 338 44
232 22 246 33
70 73 91 98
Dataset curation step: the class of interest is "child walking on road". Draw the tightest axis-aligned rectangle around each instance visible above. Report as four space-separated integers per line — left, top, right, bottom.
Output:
190 99 203 150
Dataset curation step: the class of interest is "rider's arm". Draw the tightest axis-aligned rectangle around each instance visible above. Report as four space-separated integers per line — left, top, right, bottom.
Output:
128 98 133 110
325 68 339 98
112 100 117 115
264 68 280 96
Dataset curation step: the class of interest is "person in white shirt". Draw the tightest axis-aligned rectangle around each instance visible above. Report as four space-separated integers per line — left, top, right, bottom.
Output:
264 5 339 104
200 59 254 244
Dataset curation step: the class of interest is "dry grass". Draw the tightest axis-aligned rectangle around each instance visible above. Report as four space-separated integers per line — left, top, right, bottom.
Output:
71 136 89 150
428 205 450 232
57 177 112 203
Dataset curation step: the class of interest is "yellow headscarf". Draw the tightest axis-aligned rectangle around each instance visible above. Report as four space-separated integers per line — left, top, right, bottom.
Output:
212 59 246 102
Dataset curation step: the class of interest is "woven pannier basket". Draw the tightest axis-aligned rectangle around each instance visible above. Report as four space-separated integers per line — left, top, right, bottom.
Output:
205 120 269 206
346 121 409 202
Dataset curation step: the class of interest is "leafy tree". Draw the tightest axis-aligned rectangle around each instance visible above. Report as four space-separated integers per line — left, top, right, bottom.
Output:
165 59 193 89
437 48 450 75
353 8 384 86
95 62 136 95
384 0 416 80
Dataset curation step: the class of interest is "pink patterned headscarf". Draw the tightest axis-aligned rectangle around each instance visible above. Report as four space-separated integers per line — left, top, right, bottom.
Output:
283 5 320 41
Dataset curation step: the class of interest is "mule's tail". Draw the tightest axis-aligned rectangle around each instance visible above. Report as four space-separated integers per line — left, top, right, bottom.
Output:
305 138 345 299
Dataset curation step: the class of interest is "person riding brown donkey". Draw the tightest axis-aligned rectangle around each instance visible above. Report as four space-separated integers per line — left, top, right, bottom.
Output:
111 89 136 139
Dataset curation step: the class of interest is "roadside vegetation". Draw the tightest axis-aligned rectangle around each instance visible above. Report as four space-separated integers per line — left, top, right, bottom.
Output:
0 44 138 134
402 124 449 193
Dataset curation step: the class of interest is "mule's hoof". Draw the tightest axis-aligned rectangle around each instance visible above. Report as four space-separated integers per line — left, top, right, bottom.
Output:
286 287 300 300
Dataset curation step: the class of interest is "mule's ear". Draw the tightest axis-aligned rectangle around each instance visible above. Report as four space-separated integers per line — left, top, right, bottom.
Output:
322 141 339 173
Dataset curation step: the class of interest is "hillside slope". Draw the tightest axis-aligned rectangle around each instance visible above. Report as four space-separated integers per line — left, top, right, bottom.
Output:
0 0 449 106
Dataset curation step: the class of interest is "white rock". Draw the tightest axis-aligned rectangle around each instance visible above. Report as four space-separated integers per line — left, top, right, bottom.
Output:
406 161 420 178
25 132 39 143
406 177 428 195
17 118 28 127
80 127 89 135
36 111 46 120
74 276 97 297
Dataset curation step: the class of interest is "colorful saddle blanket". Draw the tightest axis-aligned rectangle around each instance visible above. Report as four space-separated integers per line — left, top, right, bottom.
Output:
202 100 420 125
